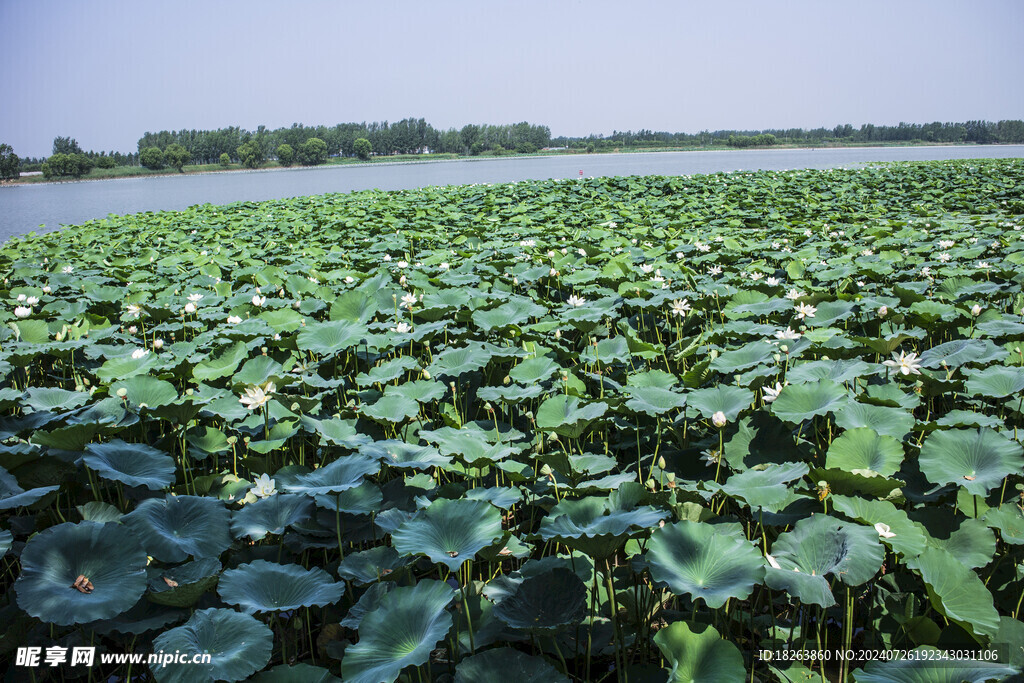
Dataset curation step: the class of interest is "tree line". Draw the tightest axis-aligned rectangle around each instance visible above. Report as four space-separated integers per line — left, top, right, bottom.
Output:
3 118 1022 181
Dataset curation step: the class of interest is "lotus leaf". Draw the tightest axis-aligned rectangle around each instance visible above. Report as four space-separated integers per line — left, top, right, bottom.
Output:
82 439 176 490
123 495 232 562
918 427 1023 496
151 608 273 683
653 621 746 683
218 560 344 613
391 497 504 570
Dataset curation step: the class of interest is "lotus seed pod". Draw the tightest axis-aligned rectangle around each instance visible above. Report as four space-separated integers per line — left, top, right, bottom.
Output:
116 388 128 398
226 436 237 445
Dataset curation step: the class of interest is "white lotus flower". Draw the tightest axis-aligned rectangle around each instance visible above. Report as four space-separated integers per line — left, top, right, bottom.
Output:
549 268 559 277
131 348 149 360
183 302 196 314
708 265 722 276
14 306 31 318
861 249 873 256
712 411 727 428
125 303 143 319
128 325 137 334
62 265 74 273
251 295 266 307
42 286 52 294
785 288 805 300
970 304 982 317
153 338 164 350
640 263 654 274
878 305 888 317
16 294 26 302
766 277 780 286
187 293 203 303
763 382 783 403
390 321 411 333
937 253 951 262
670 299 691 317
227 315 243 324
239 382 275 411
700 448 721 465
383 254 392 262
566 294 586 307
252 473 277 498
938 239 955 249
344 276 355 284
977 261 990 269
749 272 764 281
400 293 417 309
883 350 923 376
874 522 896 539
794 302 817 319
774 327 801 340
439 262 450 271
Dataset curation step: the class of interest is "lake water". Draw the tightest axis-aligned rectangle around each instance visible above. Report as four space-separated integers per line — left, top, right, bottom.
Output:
2 145 1022 244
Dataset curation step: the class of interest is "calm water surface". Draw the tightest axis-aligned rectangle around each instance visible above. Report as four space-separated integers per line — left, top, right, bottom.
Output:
2 145 1022 243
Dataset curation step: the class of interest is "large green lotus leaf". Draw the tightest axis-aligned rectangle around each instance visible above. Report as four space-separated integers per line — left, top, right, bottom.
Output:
623 385 687 416
77 500 124 523
426 343 492 379
508 355 561 384
653 621 746 683
918 338 1007 369
786 358 877 385
995 616 1024 669
0 465 59 510
0 528 12 557
277 455 380 496
356 356 420 387
296 319 368 354
340 580 455 683
231 494 314 541
391 498 504 570
538 495 666 558
918 427 1024 496
234 356 286 386
122 495 231 562
711 462 809 513
151 608 273 683
646 521 765 609
385 379 446 404
341 582 395 629
359 439 452 470
771 380 850 422
984 503 1024 545
337 546 409 585
686 384 754 422
724 412 812 470
83 440 176 490
905 547 1001 639
536 395 608 438
765 514 884 607
87 596 188 636
925 518 996 569
218 560 344 613
109 375 178 409
300 416 372 448
472 297 547 332
454 647 568 683
314 481 383 515
250 664 341 683
15 521 148 625
147 557 221 607
360 394 420 423
22 387 91 412
710 340 776 374
851 647 1017 682
964 365 1024 398
492 567 587 631
825 428 905 478
830 495 929 557
835 401 915 440
192 341 249 382
96 351 160 383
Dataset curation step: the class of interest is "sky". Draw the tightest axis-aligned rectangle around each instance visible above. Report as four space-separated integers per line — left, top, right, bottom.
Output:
1 0 1022 158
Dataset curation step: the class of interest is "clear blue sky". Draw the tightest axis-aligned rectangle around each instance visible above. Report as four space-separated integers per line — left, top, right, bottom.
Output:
1 0 1022 158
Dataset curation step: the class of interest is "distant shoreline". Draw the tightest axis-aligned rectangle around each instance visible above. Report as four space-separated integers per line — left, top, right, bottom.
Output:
3 141 1015 189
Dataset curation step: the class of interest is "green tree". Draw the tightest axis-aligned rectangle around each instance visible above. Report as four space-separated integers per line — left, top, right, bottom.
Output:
0 143 19 180
52 136 83 156
163 144 190 172
297 137 328 165
276 143 294 167
140 146 165 169
95 155 117 169
353 137 372 160
41 152 93 178
219 152 231 166
236 140 264 169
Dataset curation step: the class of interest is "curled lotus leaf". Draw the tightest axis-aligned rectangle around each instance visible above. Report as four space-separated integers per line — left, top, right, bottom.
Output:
454 647 568 683
391 498 504 571
82 439 176 490
218 560 345 613
277 455 380 496
0 465 59 510
492 567 588 631
340 580 455 683
231 494 314 541
918 427 1024 496
653 621 746 683
151 607 273 683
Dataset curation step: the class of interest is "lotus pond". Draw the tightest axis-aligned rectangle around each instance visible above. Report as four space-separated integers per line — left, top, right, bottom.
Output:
2 159 1024 682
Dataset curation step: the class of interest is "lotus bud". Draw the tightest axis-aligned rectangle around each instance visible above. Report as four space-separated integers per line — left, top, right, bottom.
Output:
449 381 456 390
75 384 84 392
780 345 789 353
503 375 510 385
773 353 782 362
421 369 431 380
290 402 300 411
82 378 90 387
712 411 727 428
185 388 194 396
645 478 657 490
243 436 250 444
657 455 667 470
153 338 164 349
970 304 982 317
554 329 561 340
